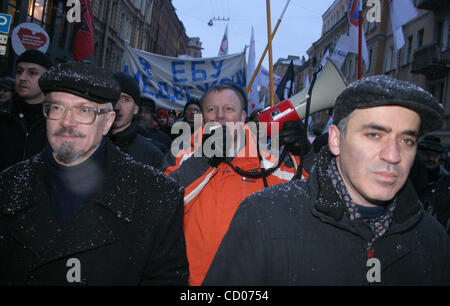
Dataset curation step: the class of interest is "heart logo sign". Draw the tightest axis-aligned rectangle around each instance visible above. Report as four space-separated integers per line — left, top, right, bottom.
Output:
12 22 50 55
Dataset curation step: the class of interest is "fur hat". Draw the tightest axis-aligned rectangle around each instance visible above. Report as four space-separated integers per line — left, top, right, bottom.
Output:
39 62 121 105
183 98 201 114
140 96 156 112
334 75 443 134
113 72 141 107
17 49 53 69
418 135 444 153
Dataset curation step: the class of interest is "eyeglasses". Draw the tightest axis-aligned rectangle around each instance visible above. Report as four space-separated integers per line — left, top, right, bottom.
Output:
43 102 111 125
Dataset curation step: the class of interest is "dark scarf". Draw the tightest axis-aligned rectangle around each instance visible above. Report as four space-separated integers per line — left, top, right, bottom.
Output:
327 158 396 246
43 138 106 226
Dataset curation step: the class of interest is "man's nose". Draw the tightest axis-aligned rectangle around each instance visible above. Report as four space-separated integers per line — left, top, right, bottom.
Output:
216 107 225 120
18 72 27 81
380 138 401 164
61 109 77 126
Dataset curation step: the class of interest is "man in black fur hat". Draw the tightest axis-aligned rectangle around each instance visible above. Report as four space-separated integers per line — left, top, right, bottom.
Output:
204 75 450 285
110 72 164 168
418 135 448 183
0 49 53 171
0 62 188 285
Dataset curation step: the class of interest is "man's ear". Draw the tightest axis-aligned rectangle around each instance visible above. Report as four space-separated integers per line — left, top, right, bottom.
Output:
328 124 341 156
103 111 116 136
133 105 139 115
241 110 247 123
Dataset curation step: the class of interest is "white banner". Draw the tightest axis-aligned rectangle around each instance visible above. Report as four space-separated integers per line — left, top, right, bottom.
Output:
122 43 246 111
331 34 350 69
259 66 281 91
389 0 418 50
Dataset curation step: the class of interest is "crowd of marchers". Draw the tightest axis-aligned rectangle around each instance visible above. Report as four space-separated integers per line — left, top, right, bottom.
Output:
0 49 449 286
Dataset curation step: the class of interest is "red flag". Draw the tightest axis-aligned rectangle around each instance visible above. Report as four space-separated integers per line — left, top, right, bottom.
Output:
73 0 95 62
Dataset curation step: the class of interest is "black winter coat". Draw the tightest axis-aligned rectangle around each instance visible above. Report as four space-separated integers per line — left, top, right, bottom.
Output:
137 125 173 153
110 121 164 169
421 175 450 236
203 147 450 286
0 139 188 285
0 96 47 172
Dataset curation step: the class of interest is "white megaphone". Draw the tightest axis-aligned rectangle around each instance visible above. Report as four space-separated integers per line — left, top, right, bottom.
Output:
258 58 347 136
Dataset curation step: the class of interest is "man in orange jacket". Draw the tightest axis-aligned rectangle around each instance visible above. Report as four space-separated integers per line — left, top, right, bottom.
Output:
164 83 309 285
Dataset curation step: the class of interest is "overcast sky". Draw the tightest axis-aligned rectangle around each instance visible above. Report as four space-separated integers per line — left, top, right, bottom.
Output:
172 0 335 67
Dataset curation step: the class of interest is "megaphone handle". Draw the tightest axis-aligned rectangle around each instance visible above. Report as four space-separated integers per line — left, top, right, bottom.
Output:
293 64 323 180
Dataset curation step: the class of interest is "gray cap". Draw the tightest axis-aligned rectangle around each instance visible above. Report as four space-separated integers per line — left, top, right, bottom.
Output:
39 62 121 105
334 75 444 134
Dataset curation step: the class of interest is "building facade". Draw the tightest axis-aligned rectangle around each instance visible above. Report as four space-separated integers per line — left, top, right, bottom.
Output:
1 0 189 76
284 0 449 147
185 37 203 58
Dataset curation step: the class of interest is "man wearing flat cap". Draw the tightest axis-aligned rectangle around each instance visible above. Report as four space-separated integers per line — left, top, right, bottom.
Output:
0 62 188 285
0 49 53 172
203 75 450 285
110 72 164 169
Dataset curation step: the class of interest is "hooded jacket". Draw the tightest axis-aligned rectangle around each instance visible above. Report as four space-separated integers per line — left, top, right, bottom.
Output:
203 146 450 285
0 139 188 285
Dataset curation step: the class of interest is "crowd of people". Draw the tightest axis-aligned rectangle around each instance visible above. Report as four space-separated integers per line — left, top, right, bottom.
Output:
0 49 449 285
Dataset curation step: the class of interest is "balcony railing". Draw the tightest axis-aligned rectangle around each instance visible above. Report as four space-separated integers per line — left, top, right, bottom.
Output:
416 0 448 11
411 43 450 79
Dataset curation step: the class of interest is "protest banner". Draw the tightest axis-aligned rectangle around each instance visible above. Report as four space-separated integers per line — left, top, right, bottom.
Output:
122 43 246 111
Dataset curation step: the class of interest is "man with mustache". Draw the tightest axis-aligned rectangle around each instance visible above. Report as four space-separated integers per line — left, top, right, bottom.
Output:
204 75 450 285
0 62 188 285
0 49 52 172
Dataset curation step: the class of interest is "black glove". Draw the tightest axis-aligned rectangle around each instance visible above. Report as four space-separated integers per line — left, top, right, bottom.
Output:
202 123 231 167
279 121 310 157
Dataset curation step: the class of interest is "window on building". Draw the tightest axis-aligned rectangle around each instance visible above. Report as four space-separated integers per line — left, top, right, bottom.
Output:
26 0 52 28
368 48 373 71
442 15 450 51
417 28 424 49
404 35 413 65
93 0 107 22
141 0 147 15
134 0 142 10
347 59 352 79
28 0 44 21
385 46 394 72
119 13 125 38
429 80 445 104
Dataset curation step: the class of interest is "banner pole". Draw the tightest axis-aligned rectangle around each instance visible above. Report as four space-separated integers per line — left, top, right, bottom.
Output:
246 0 290 96
266 0 275 106
357 0 362 80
